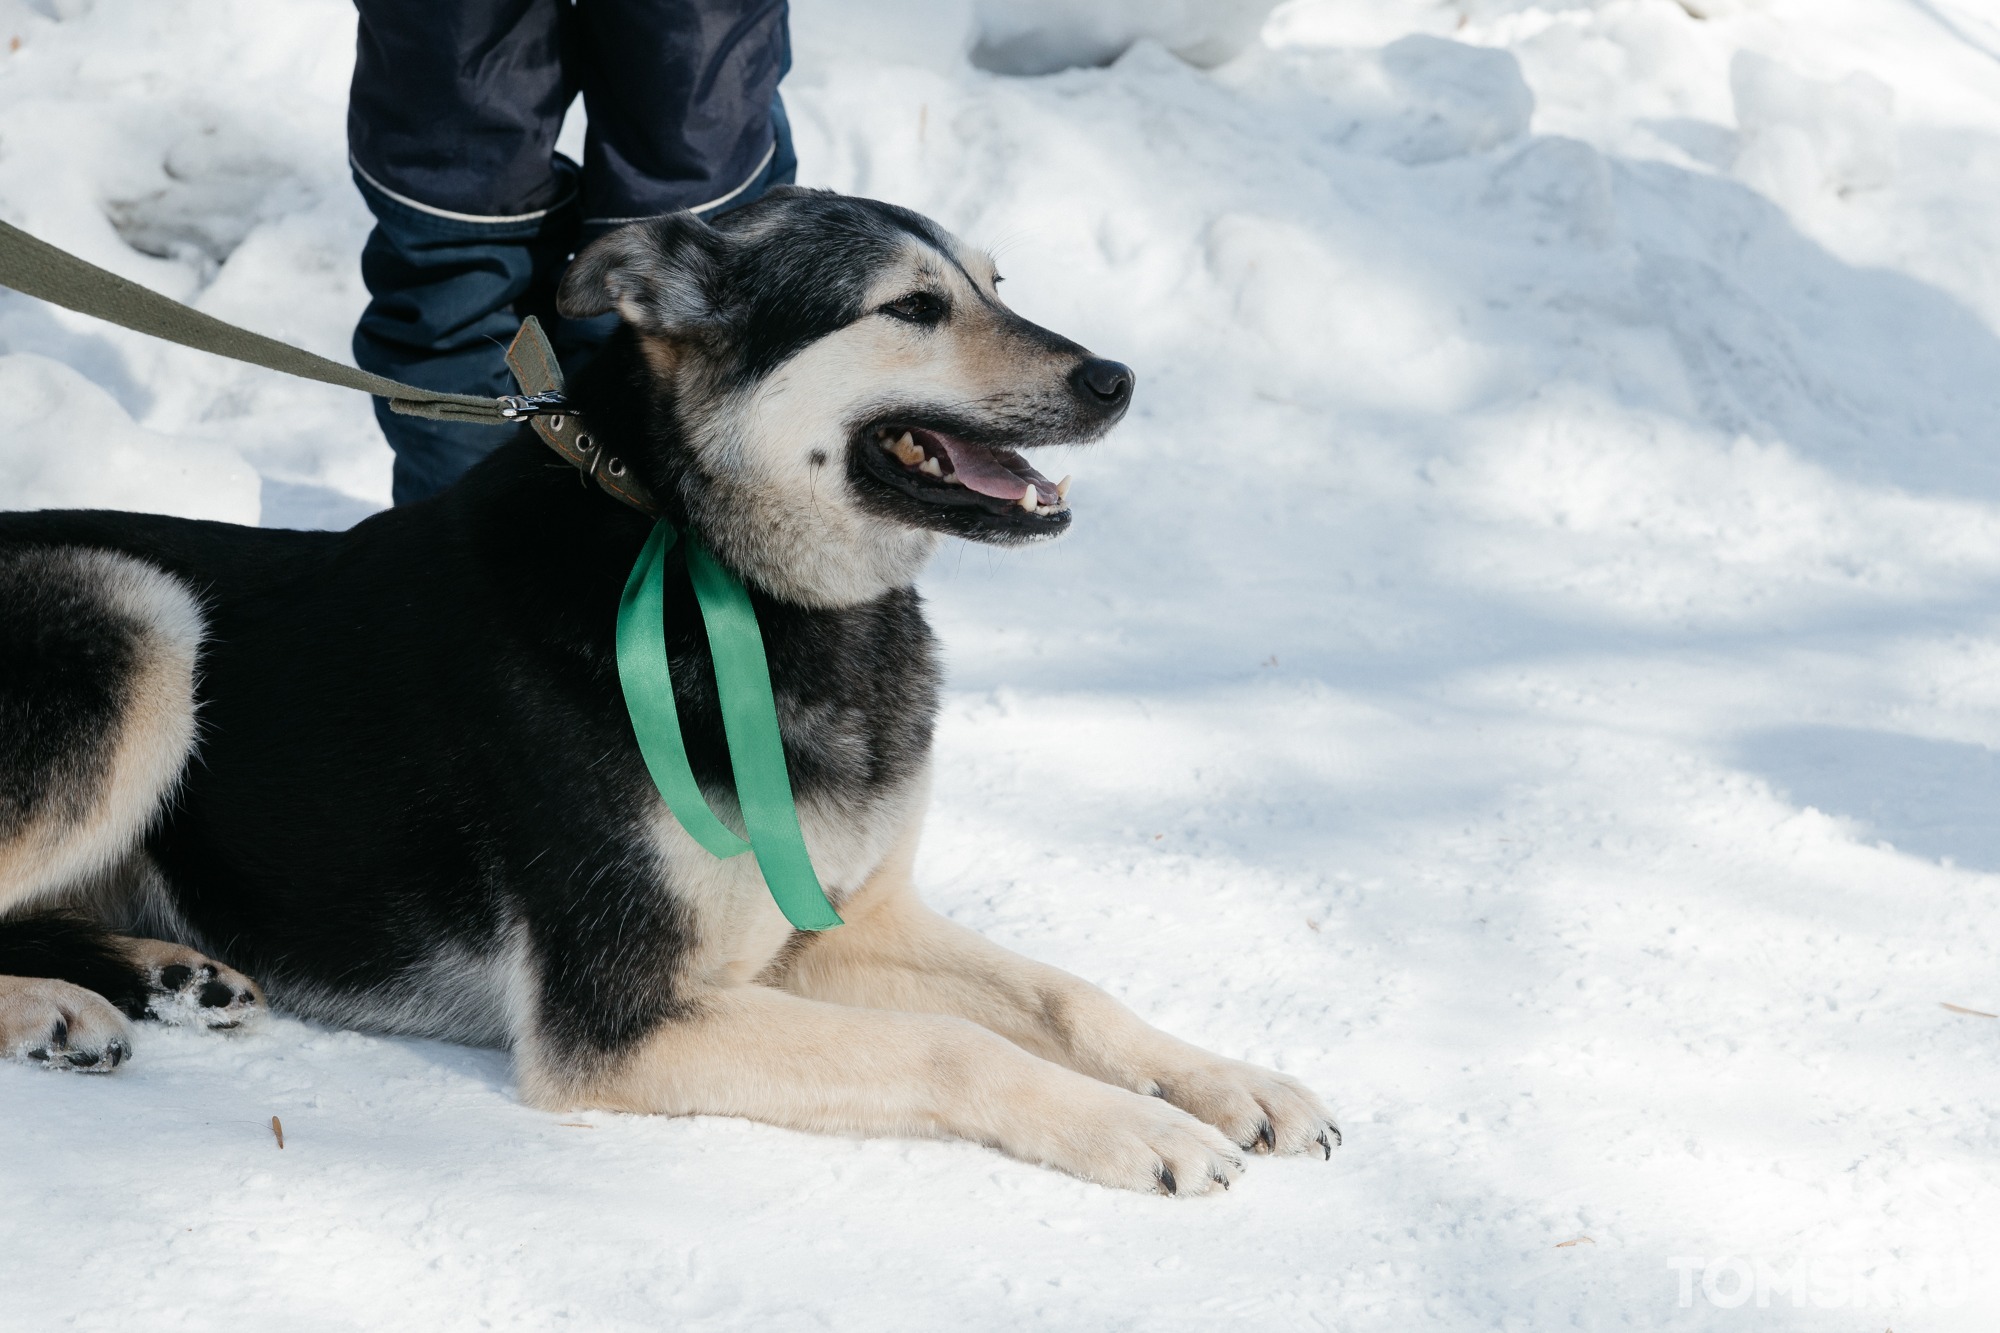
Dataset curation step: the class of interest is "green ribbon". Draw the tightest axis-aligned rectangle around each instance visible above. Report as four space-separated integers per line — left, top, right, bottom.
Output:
615 521 843 931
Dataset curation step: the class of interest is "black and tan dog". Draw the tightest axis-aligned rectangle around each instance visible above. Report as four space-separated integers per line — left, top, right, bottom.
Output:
0 189 1336 1193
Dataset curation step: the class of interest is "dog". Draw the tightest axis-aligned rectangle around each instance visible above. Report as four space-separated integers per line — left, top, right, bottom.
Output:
0 188 1337 1194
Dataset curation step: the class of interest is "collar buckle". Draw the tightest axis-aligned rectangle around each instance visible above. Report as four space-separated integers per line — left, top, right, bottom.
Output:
498 391 572 420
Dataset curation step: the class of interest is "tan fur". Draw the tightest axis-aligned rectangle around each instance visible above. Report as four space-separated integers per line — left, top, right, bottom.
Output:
642 772 930 991
772 822 1338 1157
0 975 130 1065
0 551 202 914
523 966 1248 1195
684 239 1086 608
525 780 1335 1189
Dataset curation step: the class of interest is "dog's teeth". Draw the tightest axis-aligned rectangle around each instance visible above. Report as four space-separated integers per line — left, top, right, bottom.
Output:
1020 488 1039 513
1056 475 1072 500
919 456 943 477
890 431 926 467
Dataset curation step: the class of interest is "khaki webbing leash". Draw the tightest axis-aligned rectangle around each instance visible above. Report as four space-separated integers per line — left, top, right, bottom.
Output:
0 217 660 513
0 218 511 423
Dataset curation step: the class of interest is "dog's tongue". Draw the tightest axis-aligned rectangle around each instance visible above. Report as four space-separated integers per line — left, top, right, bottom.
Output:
936 437 1057 505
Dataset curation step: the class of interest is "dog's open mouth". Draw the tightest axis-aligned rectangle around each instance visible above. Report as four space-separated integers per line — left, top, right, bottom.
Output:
866 424 1070 520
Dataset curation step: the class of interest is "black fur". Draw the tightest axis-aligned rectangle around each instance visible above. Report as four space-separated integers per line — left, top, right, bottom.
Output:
558 190 968 385
0 910 150 1018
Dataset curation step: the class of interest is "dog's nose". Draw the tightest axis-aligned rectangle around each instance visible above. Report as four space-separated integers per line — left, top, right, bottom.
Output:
1071 358 1134 411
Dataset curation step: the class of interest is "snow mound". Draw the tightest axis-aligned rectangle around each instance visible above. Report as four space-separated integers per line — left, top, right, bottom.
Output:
971 0 1278 74
1732 50 1897 204
788 0 976 73
1368 34 1536 163
0 353 258 519
1236 35 1534 164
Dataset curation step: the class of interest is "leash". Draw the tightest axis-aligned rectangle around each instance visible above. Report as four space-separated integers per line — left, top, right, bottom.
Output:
0 218 840 931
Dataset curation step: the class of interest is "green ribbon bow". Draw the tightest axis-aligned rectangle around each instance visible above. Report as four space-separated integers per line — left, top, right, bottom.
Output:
615 521 842 931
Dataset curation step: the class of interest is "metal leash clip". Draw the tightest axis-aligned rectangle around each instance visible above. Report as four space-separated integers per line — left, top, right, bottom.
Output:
497 391 573 420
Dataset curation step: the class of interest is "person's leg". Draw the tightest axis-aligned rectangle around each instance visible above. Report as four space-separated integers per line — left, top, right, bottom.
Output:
348 0 579 505
571 0 794 238
351 179 578 505
553 1 797 367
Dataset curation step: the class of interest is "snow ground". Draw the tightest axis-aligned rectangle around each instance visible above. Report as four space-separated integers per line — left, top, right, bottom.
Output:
4 0 2000 1327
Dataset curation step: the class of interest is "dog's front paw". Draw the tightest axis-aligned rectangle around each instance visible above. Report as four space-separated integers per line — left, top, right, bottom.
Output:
1150 1058 1340 1159
1011 1078 1247 1195
0 977 133 1071
128 941 264 1029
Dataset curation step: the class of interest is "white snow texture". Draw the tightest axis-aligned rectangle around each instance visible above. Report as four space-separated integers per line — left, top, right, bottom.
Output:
4 0 2000 1328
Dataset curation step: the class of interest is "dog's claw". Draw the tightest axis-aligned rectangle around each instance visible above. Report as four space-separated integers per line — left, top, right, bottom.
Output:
42 1030 125 1070
1155 1163 1178 1196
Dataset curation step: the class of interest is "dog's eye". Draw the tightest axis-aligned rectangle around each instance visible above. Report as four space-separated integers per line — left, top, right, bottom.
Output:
882 292 946 325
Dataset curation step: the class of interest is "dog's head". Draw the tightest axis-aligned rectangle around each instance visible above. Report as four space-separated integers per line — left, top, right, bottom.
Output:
558 188 1133 607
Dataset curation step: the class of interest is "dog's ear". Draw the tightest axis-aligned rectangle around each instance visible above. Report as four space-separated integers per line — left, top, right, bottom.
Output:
556 214 729 336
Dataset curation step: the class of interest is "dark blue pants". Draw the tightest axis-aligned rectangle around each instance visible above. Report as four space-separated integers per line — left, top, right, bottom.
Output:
349 0 796 504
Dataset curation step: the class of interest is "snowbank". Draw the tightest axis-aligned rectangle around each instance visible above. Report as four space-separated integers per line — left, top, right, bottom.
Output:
0 353 257 519
1731 50 1897 205
792 0 1284 76
972 0 1279 74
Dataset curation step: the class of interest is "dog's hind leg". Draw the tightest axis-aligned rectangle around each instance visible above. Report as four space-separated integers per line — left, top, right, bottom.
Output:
0 909 262 1027
118 934 263 1028
0 548 202 914
769 815 1342 1160
0 547 214 1067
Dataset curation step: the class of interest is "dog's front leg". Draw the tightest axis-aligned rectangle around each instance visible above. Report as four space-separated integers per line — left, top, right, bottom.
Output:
520 983 1245 1194
771 836 1341 1160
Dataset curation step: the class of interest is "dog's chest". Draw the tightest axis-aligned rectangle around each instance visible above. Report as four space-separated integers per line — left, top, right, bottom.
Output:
652 772 923 984
647 585 940 982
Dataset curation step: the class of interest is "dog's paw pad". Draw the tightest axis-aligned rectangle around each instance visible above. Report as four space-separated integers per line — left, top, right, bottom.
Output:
142 950 262 1029
2 979 133 1072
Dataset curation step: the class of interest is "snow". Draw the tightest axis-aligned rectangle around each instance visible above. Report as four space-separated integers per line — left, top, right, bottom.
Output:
4 0 2000 1326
